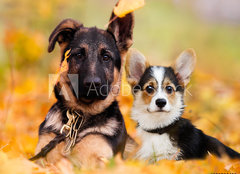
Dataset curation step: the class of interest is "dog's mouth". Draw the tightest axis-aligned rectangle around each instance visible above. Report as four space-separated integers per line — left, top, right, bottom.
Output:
78 94 107 104
79 98 95 104
156 110 170 113
147 108 170 113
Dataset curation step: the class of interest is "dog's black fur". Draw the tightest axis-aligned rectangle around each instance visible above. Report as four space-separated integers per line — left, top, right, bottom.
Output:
34 11 134 167
144 117 240 159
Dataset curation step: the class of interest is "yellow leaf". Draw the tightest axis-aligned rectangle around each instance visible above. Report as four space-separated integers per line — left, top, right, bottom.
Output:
114 0 145 18
58 49 71 74
48 49 71 97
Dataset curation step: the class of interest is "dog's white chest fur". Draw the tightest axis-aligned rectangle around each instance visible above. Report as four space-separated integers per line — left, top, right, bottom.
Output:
136 128 179 161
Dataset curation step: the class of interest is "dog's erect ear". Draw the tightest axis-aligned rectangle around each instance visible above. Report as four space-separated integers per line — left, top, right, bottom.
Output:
48 19 83 53
173 48 196 86
125 48 149 87
107 12 134 53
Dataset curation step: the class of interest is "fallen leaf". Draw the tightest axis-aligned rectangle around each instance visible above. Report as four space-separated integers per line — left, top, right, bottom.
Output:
114 0 145 17
58 49 71 75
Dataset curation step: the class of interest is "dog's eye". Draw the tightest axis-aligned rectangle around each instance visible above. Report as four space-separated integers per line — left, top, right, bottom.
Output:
101 49 112 62
102 54 111 62
76 48 85 59
76 53 82 58
165 86 174 94
146 85 154 94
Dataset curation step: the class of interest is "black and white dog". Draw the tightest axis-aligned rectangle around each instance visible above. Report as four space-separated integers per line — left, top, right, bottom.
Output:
125 48 240 161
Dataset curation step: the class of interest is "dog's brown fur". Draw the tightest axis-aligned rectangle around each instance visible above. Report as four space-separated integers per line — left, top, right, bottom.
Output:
35 133 65 164
70 134 113 168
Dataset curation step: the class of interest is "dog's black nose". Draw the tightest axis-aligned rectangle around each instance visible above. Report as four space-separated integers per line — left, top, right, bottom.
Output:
84 77 102 88
155 98 167 108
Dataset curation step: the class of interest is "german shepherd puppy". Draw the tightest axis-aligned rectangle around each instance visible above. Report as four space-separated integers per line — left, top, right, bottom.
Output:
34 11 134 168
125 48 240 161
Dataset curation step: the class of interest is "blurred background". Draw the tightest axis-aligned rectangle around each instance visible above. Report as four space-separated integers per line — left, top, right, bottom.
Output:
0 0 240 173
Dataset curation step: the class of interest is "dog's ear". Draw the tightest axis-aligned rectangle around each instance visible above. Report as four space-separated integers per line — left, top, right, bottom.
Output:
125 48 149 87
107 12 134 53
48 19 83 53
173 48 196 86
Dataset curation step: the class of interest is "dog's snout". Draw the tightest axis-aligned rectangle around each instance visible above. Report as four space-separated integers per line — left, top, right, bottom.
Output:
84 77 102 88
155 98 167 108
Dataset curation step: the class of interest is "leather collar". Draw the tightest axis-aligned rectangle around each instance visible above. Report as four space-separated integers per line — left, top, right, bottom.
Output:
139 119 180 135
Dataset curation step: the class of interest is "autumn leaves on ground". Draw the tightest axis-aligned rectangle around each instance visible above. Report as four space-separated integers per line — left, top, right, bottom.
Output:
1 0 240 173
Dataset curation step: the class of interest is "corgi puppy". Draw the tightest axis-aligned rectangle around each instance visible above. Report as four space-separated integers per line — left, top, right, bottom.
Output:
125 48 240 161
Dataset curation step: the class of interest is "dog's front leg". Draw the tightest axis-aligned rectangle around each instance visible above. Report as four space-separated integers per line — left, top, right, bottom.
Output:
35 133 68 165
70 134 113 168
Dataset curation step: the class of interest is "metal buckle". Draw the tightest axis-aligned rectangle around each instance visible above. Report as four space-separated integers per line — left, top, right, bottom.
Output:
60 109 84 153
60 124 71 137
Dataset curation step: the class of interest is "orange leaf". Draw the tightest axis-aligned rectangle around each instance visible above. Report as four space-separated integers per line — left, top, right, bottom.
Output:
49 49 71 95
58 49 71 74
114 0 145 18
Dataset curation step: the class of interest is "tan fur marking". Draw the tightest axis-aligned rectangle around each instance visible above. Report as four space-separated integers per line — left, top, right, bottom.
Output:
98 43 109 50
79 43 88 48
162 78 176 106
78 118 119 139
142 92 153 105
70 134 113 168
142 79 158 90
141 78 157 104
35 133 66 165
78 43 89 54
66 90 115 115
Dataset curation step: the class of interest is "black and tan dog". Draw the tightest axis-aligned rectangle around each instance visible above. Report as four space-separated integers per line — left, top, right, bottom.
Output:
125 48 240 161
33 11 134 168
